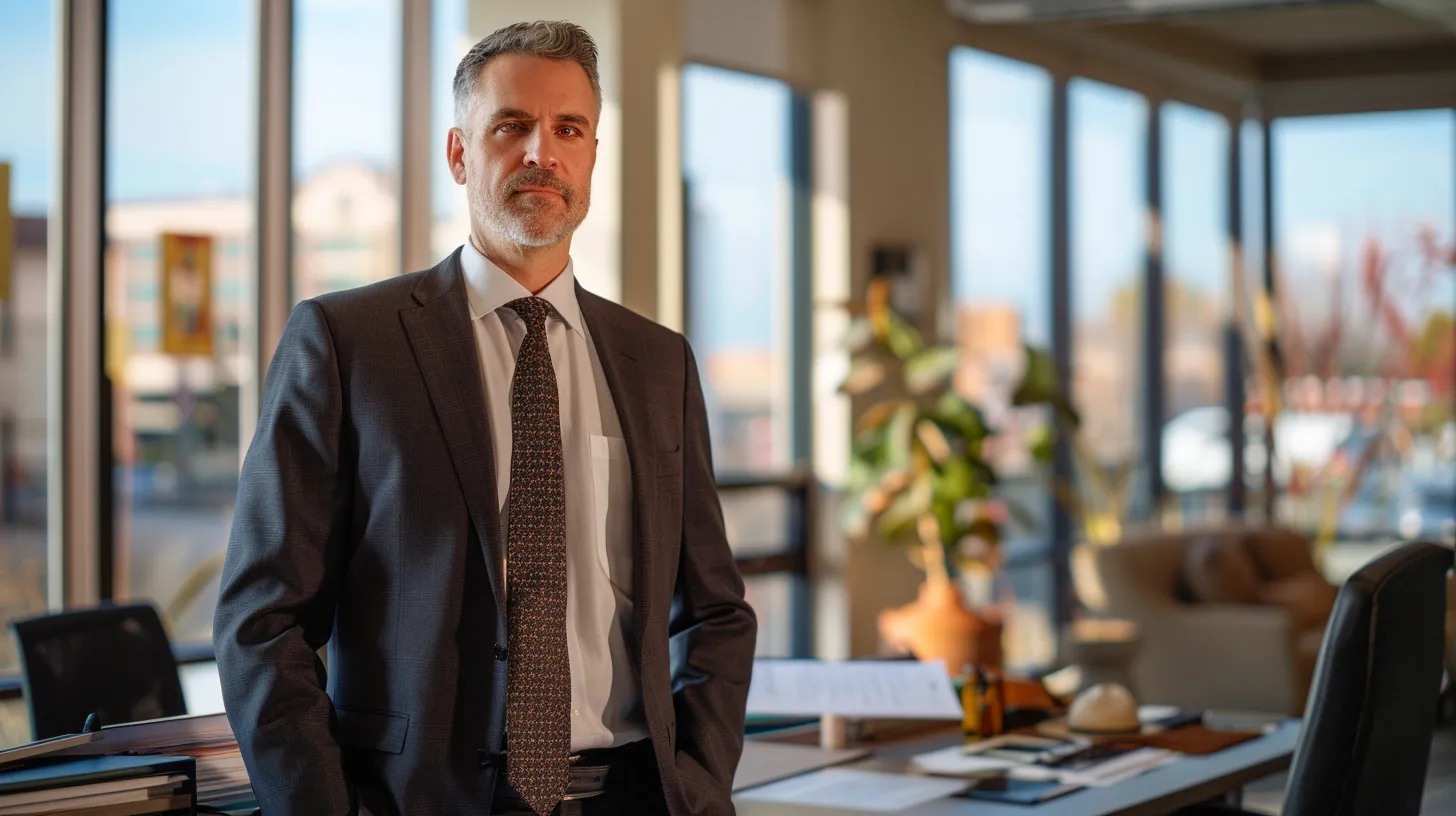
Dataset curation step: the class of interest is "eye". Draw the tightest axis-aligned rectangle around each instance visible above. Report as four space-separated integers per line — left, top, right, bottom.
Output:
559 126 580 137
496 122 525 134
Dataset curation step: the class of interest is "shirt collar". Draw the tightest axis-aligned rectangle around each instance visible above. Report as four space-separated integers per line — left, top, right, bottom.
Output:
459 237 583 337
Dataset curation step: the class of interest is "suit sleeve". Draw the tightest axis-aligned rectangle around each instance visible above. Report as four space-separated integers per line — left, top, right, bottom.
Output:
213 300 352 815
670 334 758 800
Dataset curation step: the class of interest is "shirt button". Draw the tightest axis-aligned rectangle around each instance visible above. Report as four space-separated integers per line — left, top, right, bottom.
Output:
573 709 580 717
493 645 508 661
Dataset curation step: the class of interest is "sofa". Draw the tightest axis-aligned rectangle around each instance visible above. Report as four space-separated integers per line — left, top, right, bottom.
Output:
1090 526 1335 716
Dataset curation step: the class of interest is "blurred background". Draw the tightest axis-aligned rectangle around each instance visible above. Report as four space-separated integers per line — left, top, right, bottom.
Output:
0 0 1453 750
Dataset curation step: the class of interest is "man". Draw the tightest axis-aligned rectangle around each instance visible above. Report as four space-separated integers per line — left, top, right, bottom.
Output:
214 20 756 816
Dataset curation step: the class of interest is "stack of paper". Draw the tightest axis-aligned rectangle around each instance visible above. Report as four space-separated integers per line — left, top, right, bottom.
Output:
746 660 964 719
0 755 194 816
51 714 252 810
1054 747 1179 787
736 768 969 812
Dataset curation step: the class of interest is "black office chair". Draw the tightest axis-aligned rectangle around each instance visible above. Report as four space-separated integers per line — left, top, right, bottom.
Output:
1181 540 1453 816
10 603 188 739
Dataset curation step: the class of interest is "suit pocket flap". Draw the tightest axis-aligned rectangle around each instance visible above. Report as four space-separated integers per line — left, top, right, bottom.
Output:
656 448 682 478
335 706 410 754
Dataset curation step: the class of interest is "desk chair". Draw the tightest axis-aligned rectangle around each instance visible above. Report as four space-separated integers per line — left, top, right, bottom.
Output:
1182 540 1453 816
10 603 187 739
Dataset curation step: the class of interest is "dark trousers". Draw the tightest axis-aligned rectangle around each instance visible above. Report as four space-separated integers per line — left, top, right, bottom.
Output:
489 740 670 816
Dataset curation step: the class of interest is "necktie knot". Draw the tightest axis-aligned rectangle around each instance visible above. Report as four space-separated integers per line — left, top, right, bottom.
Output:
507 296 553 335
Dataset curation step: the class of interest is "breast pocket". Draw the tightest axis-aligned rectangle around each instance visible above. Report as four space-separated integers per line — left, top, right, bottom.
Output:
590 434 633 595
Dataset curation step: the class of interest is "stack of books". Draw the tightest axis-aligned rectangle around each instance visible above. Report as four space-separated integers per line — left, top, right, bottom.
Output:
47 714 254 812
0 754 195 815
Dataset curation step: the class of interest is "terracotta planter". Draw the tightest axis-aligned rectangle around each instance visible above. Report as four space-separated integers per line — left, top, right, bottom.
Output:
878 577 1004 671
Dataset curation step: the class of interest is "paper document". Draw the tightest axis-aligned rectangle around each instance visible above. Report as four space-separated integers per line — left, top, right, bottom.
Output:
746 660 963 719
1055 747 1179 787
733 741 869 791
909 744 1016 778
736 768 969 812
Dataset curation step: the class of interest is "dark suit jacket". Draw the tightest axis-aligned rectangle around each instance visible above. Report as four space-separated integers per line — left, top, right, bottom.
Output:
213 250 757 815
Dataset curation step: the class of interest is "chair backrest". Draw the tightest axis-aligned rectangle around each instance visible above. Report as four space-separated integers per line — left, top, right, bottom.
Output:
10 603 186 739
1283 541 1453 816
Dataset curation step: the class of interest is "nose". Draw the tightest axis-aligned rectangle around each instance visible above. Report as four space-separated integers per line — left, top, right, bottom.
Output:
523 126 558 170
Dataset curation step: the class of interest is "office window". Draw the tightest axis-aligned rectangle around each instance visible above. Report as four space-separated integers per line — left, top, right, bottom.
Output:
0 0 55 674
430 0 470 262
949 47 1055 669
682 64 796 475
293 0 400 301
1160 102 1230 523
1272 110 1455 540
683 65 808 657
1070 79 1149 523
106 0 256 646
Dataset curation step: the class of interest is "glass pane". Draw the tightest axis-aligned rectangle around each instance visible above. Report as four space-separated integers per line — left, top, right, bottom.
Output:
107 0 257 646
1160 102 1230 525
745 572 800 657
949 47 1055 668
1070 78 1149 525
720 486 793 558
682 64 794 474
0 0 55 674
1272 110 1455 540
430 0 470 262
293 0 401 301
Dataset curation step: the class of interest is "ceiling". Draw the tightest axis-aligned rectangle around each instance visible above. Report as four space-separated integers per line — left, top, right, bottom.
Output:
945 0 1456 116
1156 3 1453 55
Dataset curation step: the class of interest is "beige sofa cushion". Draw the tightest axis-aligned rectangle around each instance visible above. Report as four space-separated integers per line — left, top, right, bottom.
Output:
1258 572 1338 631
1181 535 1263 604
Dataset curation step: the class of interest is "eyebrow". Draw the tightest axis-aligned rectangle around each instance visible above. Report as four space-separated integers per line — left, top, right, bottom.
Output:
487 107 592 130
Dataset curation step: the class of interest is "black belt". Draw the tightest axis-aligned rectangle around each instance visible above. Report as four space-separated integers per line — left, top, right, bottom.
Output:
492 738 654 802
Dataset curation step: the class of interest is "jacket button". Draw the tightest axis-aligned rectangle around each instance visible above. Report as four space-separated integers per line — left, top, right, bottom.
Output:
493 644 508 661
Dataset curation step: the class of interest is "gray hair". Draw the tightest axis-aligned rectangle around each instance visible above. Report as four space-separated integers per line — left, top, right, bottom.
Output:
452 21 602 129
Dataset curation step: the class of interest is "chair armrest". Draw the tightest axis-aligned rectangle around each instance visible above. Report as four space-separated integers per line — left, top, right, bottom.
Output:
1134 604 1299 714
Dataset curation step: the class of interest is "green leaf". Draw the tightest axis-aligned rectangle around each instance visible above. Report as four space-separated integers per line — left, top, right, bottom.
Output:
883 312 923 359
839 358 886 395
932 500 958 547
1010 344 1081 426
905 346 961 394
855 399 905 437
874 474 932 544
932 457 975 502
883 402 918 471
1028 423 1057 464
1011 344 1058 403
932 393 990 445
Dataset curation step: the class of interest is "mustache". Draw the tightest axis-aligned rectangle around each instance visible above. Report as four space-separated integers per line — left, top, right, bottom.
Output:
506 169 572 199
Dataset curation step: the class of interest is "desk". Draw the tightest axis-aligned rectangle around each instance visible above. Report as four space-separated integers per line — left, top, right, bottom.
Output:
735 721 1299 816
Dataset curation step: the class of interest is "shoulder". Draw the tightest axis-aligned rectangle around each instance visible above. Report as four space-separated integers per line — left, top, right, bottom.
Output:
309 269 429 319
576 285 690 363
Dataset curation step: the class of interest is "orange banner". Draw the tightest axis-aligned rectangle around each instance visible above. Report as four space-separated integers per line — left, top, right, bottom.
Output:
160 233 214 356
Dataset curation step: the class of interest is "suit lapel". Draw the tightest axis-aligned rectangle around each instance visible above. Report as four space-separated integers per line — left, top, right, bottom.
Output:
577 285 658 663
400 251 506 623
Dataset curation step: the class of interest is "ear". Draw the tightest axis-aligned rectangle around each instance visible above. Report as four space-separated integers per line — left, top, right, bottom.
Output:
447 127 468 184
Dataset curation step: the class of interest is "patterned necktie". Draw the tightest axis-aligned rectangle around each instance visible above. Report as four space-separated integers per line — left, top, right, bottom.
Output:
503 296 571 815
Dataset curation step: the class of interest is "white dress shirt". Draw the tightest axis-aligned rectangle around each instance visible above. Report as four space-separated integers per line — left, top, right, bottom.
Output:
459 239 647 751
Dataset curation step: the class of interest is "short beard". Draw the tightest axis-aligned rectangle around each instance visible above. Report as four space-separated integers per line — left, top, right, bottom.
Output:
473 168 590 248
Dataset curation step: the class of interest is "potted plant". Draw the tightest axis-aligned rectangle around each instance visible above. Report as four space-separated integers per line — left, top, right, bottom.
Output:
839 278 1035 670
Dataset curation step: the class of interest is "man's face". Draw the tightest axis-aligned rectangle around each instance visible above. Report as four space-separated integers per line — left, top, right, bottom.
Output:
449 54 597 248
